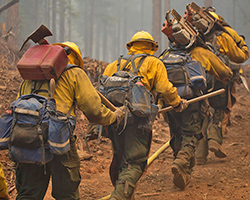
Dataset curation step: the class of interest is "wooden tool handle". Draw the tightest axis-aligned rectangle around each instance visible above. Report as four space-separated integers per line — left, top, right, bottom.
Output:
50 78 56 99
96 89 117 111
158 88 225 114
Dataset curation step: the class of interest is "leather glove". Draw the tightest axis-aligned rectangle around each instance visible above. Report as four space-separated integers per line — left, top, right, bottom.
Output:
174 99 188 112
114 106 125 127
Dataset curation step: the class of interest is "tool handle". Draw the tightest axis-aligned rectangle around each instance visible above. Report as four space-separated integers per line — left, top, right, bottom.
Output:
158 88 225 114
50 78 56 99
96 89 117 111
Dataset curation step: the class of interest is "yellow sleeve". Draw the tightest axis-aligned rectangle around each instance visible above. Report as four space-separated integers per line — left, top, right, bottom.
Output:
18 80 50 99
216 32 249 63
0 163 8 198
190 47 233 83
103 61 119 77
18 68 116 125
56 68 116 125
224 26 248 49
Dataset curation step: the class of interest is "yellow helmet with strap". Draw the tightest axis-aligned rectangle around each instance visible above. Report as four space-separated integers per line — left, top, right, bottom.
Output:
53 42 84 69
126 31 158 51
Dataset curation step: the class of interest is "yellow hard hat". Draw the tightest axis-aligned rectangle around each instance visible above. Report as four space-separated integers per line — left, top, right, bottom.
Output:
53 41 84 69
126 31 158 51
209 11 219 20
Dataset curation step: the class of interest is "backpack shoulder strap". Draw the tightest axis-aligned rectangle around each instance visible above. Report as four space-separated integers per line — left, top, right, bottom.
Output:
118 53 149 73
59 64 79 117
31 80 50 95
18 80 50 97
117 54 133 71
60 64 81 76
19 64 81 97
134 55 148 74
159 48 170 59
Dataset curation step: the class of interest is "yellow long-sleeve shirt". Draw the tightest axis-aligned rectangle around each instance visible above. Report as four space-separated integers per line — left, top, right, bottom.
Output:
216 27 249 63
103 43 181 107
19 66 116 125
160 47 233 83
190 46 233 83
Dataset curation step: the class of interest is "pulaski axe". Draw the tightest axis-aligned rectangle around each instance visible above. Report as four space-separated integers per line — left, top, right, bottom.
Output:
20 24 53 51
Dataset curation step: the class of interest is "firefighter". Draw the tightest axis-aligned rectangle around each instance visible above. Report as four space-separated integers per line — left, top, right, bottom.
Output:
185 5 249 164
15 42 124 200
209 11 249 135
0 163 10 200
103 31 187 200
160 13 233 189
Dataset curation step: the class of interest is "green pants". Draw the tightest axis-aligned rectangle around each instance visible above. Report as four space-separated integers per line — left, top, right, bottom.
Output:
108 117 152 200
207 108 225 144
15 136 81 200
165 102 203 174
196 79 233 160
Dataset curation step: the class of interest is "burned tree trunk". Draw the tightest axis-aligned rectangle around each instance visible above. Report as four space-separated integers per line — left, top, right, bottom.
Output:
163 0 170 48
0 0 19 14
52 0 57 43
59 0 65 42
6 0 19 48
152 0 162 55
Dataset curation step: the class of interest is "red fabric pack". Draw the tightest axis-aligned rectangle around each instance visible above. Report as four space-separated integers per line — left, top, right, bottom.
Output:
17 44 68 80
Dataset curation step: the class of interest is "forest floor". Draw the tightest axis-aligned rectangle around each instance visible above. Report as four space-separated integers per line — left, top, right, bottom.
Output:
0 61 250 200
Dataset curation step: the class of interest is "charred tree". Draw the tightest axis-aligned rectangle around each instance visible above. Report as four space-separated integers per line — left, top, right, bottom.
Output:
89 0 94 58
163 0 170 48
0 0 19 14
52 0 57 43
84 0 90 57
45 0 51 29
152 0 161 54
6 0 19 48
68 0 72 40
59 0 65 42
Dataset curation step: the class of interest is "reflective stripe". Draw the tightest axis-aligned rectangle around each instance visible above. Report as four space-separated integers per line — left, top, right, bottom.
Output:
0 137 10 142
48 139 69 148
57 116 68 120
15 108 39 116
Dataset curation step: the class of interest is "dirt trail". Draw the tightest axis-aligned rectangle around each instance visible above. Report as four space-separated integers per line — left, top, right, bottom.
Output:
1 65 250 200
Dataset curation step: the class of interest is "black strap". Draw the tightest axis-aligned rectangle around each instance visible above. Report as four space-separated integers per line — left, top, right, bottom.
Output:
66 100 75 117
31 80 50 95
158 48 169 59
19 64 82 96
58 64 81 79
134 56 147 74
117 54 133 71
118 53 149 74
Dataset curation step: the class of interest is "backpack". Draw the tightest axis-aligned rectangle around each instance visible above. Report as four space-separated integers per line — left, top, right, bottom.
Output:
0 113 12 150
9 93 53 165
161 52 207 99
99 54 158 131
204 33 238 109
0 65 77 165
